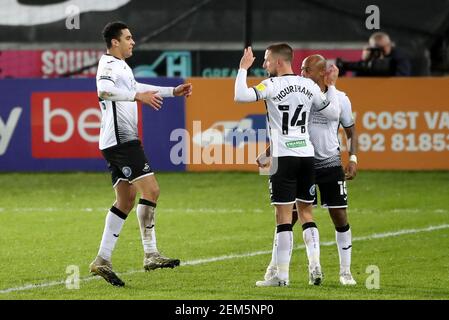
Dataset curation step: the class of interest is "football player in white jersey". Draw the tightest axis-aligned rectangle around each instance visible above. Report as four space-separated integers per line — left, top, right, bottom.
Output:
89 21 192 286
235 44 340 287
259 54 358 286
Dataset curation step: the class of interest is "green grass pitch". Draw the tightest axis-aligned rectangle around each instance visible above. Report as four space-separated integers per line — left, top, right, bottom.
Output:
0 171 448 300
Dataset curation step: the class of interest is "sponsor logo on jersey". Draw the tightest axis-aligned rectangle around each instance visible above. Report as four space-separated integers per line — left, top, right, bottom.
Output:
255 83 266 91
285 139 306 148
122 166 132 178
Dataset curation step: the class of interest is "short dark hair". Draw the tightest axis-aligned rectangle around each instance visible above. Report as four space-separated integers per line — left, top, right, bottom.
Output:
102 21 129 48
266 43 293 63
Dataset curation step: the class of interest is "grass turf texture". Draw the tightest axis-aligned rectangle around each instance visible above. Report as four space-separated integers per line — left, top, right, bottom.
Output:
0 171 448 300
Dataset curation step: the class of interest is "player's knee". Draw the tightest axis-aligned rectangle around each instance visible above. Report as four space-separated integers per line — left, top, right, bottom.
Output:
329 209 348 226
142 185 160 202
155 185 160 198
298 208 313 220
334 218 348 228
115 200 133 214
151 185 160 200
126 197 135 212
118 199 134 214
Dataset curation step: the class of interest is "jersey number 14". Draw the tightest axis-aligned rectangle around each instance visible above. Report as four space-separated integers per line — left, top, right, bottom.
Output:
278 104 307 135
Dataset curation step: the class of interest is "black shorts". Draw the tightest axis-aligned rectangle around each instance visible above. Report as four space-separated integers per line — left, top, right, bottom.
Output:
269 156 315 205
101 140 154 188
313 166 348 208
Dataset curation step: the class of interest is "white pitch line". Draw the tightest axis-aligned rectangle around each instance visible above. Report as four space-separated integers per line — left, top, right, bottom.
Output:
1 223 449 294
0 207 266 214
0 207 447 214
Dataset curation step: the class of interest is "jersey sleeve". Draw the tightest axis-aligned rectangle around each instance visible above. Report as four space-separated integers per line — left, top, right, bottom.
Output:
339 94 354 128
96 60 136 102
310 83 340 121
252 78 274 101
97 61 119 85
136 82 174 97
234 68 256 102
310 82 330 111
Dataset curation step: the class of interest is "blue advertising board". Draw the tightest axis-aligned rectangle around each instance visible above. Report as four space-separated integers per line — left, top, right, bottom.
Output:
0 78 186 172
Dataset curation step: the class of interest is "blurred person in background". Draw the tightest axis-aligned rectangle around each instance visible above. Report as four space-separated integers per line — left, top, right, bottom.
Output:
359 31 411 76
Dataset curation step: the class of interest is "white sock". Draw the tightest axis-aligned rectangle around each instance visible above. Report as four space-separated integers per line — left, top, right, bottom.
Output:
268 227 277 269
98 207 127 261
136 199 158 254
302 222 321 271
276 224 293 281
336 225 352 274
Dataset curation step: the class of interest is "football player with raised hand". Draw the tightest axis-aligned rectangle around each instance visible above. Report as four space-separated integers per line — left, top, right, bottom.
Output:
259 54 358 286
235 44 340 286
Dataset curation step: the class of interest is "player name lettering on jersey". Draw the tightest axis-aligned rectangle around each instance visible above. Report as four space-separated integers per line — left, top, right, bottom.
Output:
273 85 313 102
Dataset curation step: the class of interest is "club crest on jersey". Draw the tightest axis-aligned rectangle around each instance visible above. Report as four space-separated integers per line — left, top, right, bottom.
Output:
122 166 132 178
309 185 316 196
143 163 150 172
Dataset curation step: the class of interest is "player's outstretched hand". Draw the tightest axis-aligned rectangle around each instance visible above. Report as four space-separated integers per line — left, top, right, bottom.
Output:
345 161 357 180
239 47 256 70
174 83 193 97
135 91 163 110
324 64 339 86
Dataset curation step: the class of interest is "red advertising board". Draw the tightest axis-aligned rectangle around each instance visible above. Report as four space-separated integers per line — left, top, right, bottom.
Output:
31 92 142 158
292 49 362 75
0 50 103 78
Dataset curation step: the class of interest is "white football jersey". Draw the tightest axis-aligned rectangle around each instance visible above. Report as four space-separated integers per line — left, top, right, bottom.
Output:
96 54 139 150
309 88 354 168
253 75 330 157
